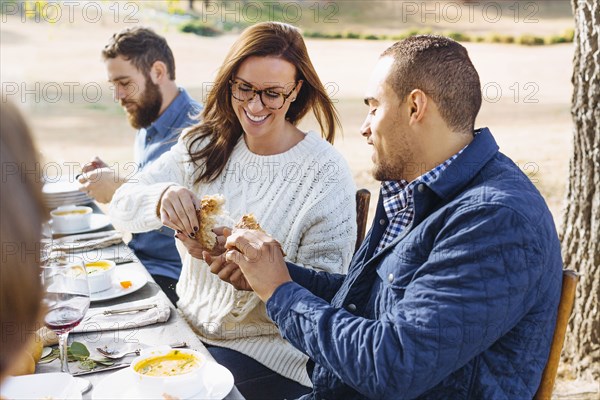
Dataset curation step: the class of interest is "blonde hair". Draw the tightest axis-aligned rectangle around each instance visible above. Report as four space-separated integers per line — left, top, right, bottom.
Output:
0 100 47 378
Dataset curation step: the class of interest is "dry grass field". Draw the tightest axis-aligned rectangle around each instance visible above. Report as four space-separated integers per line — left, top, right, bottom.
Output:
1 6 574 228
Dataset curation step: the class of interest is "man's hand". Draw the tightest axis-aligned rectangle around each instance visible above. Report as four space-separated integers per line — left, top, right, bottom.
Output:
205 252 253 291
223 229 291 302
81 156 108 173
175 226 231 259
78 168 123 203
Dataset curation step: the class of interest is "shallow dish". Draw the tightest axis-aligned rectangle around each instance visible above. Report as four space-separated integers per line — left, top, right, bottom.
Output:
130 347 205 399
51 213 111 235
51 205 92 232
93 361 234 400
0 372 82 400
85 260 116 293
89 267 147 302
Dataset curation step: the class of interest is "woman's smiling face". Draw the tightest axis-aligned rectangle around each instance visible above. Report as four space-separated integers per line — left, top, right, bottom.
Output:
231 56 302 148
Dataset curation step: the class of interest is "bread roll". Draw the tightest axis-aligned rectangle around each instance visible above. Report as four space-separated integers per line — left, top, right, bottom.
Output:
195 199 284 257
235 214 285 256
235 213 265 232
37 327 58 347
195 194 225 251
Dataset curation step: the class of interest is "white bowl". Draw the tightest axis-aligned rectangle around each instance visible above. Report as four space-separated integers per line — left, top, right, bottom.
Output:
50 206 92 232
84 260 115 293
130 346 205 399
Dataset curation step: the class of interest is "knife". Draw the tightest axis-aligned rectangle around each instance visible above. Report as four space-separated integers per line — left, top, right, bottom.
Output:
104 256 136 265
83 304 158 322
72 362 130 376
102 304 157 316
57 230 120 243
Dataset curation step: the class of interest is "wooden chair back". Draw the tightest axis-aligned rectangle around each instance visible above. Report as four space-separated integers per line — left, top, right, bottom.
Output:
355 189 371 253
534 269 579 399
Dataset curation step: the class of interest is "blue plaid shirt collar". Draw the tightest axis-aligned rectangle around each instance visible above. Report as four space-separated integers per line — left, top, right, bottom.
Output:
380 158 456 221
377 147 466 253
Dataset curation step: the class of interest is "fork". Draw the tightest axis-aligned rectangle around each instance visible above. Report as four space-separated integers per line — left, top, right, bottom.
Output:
82 304 158 323
96 341 187 359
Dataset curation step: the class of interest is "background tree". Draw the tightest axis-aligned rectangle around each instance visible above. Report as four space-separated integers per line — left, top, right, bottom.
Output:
560 0 599 383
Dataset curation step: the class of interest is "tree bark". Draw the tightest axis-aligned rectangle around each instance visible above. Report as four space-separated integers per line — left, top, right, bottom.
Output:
560 0 600 383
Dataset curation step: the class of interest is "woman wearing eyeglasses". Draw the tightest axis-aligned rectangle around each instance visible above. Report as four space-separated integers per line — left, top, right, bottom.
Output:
109 22 356 399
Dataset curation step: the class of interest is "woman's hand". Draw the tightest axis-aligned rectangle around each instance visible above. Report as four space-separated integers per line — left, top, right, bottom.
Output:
159 185 199 237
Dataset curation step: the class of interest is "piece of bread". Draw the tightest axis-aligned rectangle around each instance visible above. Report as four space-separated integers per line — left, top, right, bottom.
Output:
195 194 226 251
235 214 285 256
235 213 265 232
38 326 58 347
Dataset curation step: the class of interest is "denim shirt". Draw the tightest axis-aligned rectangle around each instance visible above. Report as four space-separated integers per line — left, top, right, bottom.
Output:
128 88 202 280
267 128 563 399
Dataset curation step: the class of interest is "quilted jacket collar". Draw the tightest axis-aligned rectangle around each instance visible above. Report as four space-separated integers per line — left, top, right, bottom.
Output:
427 127 499 201
362 127 499 264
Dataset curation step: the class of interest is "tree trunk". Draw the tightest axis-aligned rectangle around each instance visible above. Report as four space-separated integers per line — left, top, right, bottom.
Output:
560 0 600 383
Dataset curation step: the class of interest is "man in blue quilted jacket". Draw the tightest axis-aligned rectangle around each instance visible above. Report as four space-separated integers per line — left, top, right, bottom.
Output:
212 35 563 399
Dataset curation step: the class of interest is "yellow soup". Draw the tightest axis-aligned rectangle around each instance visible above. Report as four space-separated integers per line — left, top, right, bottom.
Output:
53 210 89 216
85 261 112 275
134 350 199 376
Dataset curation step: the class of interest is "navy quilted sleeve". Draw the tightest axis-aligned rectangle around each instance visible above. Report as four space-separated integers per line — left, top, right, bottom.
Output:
286 262 346 302
267 204 555 399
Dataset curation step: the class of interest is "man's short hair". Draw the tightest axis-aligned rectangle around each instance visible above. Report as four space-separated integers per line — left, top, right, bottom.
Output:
102 27 176 80
381 35 482 134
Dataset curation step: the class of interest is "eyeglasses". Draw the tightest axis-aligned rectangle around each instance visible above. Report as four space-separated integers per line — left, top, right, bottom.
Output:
229 80 299 110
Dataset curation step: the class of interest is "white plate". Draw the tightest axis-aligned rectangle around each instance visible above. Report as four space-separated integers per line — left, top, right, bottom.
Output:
45 191 89 199
0 372 82 399
51 213 111 235
43 179 81 194
90 268 148 302
93 361 234 399
45 192 92 208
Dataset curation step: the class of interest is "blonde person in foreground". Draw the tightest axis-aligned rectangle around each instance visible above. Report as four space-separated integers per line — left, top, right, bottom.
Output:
0 100 47 380
109 22 356 399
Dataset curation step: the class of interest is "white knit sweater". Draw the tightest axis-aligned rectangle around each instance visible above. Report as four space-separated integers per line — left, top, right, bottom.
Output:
109 130 357 387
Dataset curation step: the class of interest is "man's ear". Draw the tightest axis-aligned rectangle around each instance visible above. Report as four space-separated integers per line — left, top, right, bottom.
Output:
408 89 428 124
150 61 169 84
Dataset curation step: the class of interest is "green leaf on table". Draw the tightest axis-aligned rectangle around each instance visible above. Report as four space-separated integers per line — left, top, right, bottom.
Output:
38 347 59 364
89 356 115 366
39 342 113 370
79 356 114 370
78 359 96 370
67 341 89 361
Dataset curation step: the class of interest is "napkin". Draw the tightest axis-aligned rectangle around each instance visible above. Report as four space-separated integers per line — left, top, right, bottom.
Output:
74 294 171 333
50 230 123 252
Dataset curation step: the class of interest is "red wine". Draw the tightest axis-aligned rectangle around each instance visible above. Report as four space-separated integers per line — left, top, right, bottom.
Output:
44 294 90 334
45 306 85 334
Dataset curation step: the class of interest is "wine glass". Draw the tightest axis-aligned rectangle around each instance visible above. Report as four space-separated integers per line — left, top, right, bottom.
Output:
41 255 90 373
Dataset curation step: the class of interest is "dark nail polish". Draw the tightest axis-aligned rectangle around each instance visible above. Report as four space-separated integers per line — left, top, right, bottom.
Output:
176 230 182 235
194 226 199 232
189 233 195 239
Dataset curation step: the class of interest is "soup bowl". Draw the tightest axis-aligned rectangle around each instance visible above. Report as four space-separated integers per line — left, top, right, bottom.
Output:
50 206 92 232
130 346 205 398
84 260 115 293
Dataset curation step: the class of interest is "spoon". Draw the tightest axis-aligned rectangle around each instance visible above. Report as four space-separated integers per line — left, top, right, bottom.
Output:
96 342 187 359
